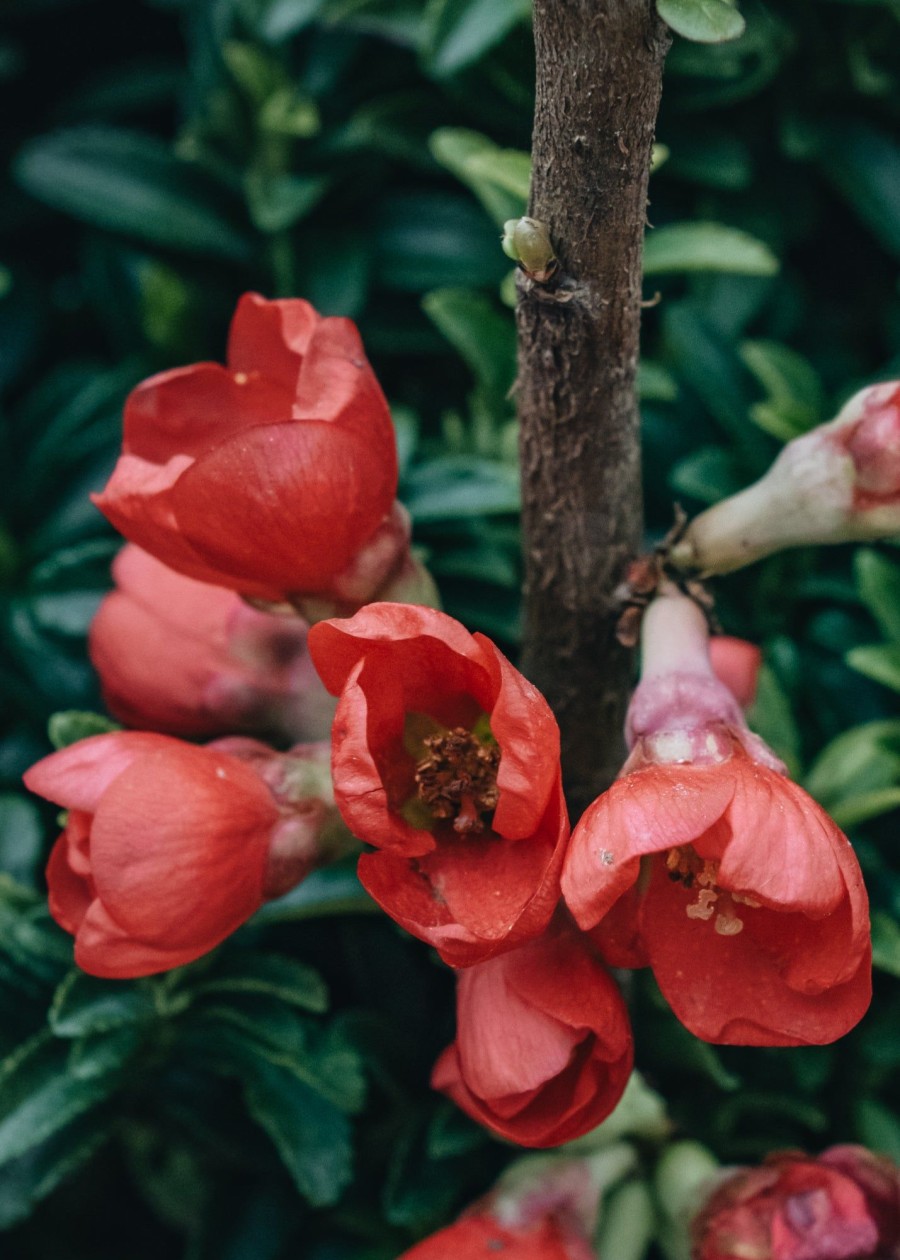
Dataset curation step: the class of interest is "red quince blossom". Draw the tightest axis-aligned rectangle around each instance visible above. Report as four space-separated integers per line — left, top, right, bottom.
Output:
90 545 334 742
709 636 762 709
307 603 569 967
431 927 633 1147
400 1212 593 1260
24 733 347 977
692 1145 900 1260
671 380 900 576
93 292 401 608
561 586 871 1047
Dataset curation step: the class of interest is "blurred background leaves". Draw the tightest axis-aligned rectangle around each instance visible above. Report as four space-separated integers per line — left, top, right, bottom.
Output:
0 0 899 1254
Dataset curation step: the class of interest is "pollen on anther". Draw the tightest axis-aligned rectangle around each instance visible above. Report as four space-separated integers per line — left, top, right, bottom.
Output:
686 888 717 921
714 911 744 936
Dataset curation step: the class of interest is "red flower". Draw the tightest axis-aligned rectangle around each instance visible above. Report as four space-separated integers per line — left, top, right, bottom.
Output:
709 636 762 709
24 733 345 977
693 1146 900 1260
90 545 334 741
431 929 633 1147
400 1212 593 1260
307 604 569 967
562 588 871 1047
93 293 399 606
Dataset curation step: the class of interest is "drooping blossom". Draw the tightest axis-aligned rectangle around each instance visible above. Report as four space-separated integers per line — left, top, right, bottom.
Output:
709 636 762 709
432 927 633 1147
93 292 416 614
692 1145 900 1260
89 545 334 742
670 381 900 575
24 733 348 977
307 603 569 967
400 1145 639 1259
561 585 871 1046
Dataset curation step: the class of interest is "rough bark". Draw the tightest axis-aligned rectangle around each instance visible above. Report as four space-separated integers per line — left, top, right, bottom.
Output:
518 0 670 817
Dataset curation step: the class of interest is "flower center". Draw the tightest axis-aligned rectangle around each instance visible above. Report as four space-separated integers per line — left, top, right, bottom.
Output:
665 845 760 936
414 727 500 835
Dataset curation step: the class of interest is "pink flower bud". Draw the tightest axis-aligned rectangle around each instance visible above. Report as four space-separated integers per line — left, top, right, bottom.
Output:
670 381 900 576
692 1145 900 1260
90 545 335 742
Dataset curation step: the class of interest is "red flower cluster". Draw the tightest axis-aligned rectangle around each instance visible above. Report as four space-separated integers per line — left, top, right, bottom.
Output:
693 1145 900 1260
308 603 632 1146
25 733 345 977
93 293 402 611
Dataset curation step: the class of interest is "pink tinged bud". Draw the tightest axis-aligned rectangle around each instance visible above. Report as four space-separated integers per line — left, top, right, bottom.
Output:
625 587 783 773
670 381 900 576
90 545 335 743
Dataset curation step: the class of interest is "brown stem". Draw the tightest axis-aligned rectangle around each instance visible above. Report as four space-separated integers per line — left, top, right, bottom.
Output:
517 0 670 817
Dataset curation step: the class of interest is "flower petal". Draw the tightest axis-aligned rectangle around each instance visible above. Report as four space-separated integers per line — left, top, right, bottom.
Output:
562 763 736 928
24 732 175 812
227 293 318 389
88 743 276 946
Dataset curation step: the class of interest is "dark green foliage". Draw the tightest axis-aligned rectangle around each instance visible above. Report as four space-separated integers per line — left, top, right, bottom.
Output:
0 0 898 1254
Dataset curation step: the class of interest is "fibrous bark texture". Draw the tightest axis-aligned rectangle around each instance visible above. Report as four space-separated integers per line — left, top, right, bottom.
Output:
518 0 669 816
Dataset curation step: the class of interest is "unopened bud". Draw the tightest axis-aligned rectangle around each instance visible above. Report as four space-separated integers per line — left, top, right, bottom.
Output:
501 217 557 282
670 381 900 576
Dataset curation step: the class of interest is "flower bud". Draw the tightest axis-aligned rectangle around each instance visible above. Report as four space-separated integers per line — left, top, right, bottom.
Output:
502 217 557 282
691 1145 900 1260
670 381 900 576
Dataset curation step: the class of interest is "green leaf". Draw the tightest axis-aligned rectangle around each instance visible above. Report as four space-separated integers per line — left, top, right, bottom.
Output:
404 456 520 521
244 172 329 234
252 864 376 925
48 710 121 750
14 127 252 261
847 644 900 693
804 720 900 817
50 971 157 1037
637 361 679 402
855 550 900 642
0 1110 111 1229
856 1099 900 1162
670 446 745 504
740 340 825 441
657 0 746 44
818 122 900 260
67 1023 146 1080
193 953 329 1014
244 1058 354 1206
0 796 44 888
422 288 515 400
747 664 802 777
422 0 530 77
375 192 509 291
872 912 900 979
0 1032 120 1165
644 222 778 276
429 128 530 225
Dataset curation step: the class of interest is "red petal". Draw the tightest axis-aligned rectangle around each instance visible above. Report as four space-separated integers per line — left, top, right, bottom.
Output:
122 362 290 463
641 859 871 1046
46 831 93 933
717 763 846 916
163 423 396 593
227 293 319 390
74 900 221 979
562 763 736 928
24 732 175 812
476 635 560 839
88 743 275 947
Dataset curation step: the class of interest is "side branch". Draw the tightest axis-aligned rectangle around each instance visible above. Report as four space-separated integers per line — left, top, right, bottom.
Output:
517 0 669 816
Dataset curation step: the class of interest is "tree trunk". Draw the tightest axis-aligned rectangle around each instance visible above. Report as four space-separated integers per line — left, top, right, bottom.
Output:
518 0 670 817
